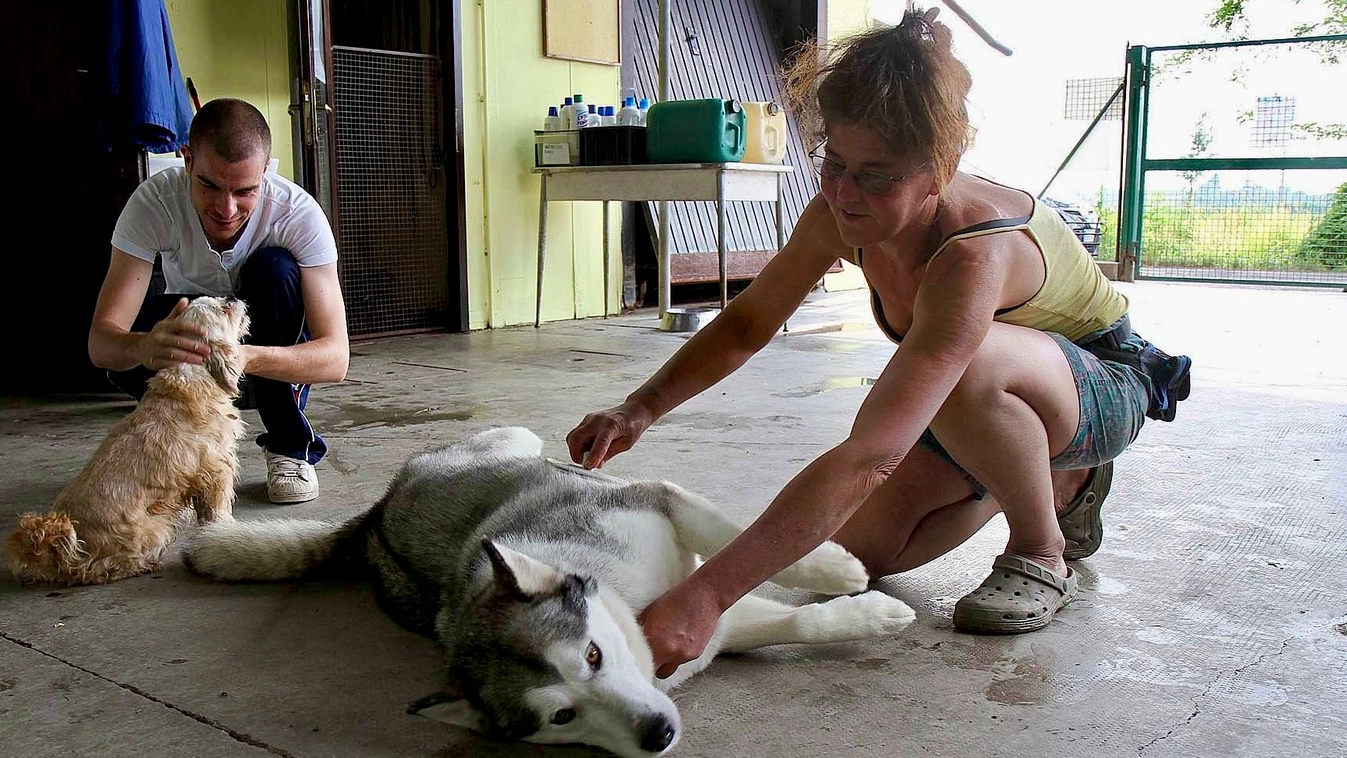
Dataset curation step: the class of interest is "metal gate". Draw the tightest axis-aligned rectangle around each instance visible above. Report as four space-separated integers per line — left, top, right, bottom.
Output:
332 46 451 335
1118 35 1347 286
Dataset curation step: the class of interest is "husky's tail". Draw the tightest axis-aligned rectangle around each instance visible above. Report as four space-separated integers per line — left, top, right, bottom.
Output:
183 514 370 581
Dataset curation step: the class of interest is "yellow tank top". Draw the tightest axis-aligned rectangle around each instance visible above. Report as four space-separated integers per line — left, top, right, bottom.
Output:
858 195 1128 344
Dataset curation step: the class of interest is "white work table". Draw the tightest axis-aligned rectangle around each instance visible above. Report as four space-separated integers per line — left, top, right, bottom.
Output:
531 162 794 328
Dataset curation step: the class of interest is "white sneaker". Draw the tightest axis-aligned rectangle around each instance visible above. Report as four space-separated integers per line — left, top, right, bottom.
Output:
265 452 319 504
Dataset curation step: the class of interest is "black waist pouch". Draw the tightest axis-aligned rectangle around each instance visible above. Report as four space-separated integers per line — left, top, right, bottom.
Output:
1078 315 1192 422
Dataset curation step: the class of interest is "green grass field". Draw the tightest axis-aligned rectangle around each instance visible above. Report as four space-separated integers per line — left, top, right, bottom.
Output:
1095 188 1346 272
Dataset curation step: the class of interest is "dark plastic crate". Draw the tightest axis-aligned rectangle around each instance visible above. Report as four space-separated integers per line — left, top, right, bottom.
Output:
580 126 648 166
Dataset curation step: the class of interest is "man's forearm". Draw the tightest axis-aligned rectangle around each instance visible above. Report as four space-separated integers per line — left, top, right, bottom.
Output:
88 322 145 372
245 337 349 385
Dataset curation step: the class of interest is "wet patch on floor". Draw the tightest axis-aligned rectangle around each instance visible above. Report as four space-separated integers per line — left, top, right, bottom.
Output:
315 403 478 432
782 321 874 336
774 376 877 398
323 446 359 476
985 650 1054 706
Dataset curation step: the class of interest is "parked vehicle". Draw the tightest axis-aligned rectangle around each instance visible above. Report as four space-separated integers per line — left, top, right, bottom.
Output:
1042 196 1103 256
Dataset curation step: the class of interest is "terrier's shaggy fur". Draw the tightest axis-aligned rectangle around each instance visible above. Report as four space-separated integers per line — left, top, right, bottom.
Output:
5 297 251 584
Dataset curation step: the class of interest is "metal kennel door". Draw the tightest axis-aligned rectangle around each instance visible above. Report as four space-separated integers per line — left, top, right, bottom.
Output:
331 46 452 336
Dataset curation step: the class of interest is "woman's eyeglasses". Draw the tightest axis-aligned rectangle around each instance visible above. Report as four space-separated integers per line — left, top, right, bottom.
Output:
810 150 914 195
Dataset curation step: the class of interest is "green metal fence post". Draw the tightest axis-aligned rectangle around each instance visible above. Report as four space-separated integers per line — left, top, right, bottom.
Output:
1118 44 1148 281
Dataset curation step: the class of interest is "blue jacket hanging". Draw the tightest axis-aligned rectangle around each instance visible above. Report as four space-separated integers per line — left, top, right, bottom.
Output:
99 0 195 153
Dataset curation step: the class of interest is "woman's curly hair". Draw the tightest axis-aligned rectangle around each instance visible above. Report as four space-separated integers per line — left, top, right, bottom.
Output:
783 8 973 187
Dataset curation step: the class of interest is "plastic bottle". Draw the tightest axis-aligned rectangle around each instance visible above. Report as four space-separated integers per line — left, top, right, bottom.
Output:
560 96 576 130
617 97 641 126
637 98 652 126
601 106 617 126
543 106 561 132
573 94 589 128
585 103 599 127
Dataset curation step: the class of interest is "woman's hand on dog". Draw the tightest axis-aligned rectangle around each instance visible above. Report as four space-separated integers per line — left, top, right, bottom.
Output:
567 401 654 469
137 298 212 371
640 581 722 679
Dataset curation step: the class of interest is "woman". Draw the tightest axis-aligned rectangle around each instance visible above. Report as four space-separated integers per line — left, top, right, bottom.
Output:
567 10 1189 676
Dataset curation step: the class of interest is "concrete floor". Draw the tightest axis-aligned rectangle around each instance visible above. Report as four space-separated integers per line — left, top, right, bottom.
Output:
1 280 1344 758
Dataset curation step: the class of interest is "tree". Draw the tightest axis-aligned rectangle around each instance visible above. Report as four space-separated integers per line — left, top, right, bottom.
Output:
1209 0 1347 38
1299 181 1347 269
1181 113 1215 205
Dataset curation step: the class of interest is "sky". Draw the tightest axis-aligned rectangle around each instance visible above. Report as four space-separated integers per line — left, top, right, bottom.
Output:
865 0 1347 201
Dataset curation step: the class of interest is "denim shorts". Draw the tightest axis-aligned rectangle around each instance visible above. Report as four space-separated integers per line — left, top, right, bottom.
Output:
921 322 1150 499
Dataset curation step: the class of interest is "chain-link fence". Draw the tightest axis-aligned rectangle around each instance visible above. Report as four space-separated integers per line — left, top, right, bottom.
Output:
332 47 451 335
1039 76 1126 264
1042 35 1347 284
1124 36 1347 285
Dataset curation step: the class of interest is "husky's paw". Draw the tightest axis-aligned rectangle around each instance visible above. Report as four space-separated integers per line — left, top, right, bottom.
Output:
768 540 870 595
798 591 917 642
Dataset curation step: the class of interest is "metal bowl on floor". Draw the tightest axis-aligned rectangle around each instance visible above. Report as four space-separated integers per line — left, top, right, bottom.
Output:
659 306 720 333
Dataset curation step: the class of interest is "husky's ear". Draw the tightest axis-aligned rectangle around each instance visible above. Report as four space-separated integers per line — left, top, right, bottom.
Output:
482 538 564 599
407 689 486 733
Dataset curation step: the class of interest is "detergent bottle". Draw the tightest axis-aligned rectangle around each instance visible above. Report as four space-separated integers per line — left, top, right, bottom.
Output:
617 97 642 126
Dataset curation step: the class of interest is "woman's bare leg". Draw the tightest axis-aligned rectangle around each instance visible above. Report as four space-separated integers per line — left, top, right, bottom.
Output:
829 443 978 575
831 322 1094 579
928 323 1083 577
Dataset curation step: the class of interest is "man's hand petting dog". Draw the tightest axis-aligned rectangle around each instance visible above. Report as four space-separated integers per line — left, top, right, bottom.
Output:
137 297 212 371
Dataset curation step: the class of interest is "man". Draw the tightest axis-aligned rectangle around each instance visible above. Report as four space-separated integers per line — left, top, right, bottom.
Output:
89 98 349 504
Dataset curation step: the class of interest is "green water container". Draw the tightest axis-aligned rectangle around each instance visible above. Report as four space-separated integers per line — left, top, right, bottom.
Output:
645 99 746 164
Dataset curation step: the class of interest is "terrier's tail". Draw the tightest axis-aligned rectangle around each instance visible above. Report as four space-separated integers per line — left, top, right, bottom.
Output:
4 513 87 584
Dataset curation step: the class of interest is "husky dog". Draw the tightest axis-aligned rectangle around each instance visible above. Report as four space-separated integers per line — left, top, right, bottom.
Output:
184 427 915 757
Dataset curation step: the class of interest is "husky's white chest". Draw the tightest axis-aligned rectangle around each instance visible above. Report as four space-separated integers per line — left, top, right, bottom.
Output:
595 509 697 610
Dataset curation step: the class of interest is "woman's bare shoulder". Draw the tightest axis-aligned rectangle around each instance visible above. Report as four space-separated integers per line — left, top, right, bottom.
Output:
935 173 1035 237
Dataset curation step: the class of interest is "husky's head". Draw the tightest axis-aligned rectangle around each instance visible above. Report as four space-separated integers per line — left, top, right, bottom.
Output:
410 539 681 757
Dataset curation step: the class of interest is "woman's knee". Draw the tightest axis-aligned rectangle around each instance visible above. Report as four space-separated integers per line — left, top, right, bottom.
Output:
934 326 1078 435
936 330 1014 419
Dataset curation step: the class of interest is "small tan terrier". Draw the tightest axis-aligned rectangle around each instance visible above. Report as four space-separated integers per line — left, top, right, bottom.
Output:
5 296 251 585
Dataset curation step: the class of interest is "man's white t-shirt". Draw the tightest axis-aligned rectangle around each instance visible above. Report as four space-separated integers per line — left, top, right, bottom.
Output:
111 167 338 296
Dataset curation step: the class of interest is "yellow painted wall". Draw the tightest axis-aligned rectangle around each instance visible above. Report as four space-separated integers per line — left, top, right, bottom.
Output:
460 2 490 329
828 0 874 40
819 0 873 293
469 0 621 328
157 1 625 329
163 0 295 180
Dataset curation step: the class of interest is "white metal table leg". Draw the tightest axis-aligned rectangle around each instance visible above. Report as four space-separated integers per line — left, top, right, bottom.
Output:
535 173 549 328
602 200 611 318
717 169 728 308
658 199 670 319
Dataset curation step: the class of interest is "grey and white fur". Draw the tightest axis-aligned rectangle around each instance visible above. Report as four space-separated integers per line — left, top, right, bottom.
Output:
184 427 915 757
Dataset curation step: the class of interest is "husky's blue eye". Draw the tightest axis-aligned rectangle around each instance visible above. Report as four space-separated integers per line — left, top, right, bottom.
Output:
551 708 577 725
585 642 603 669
